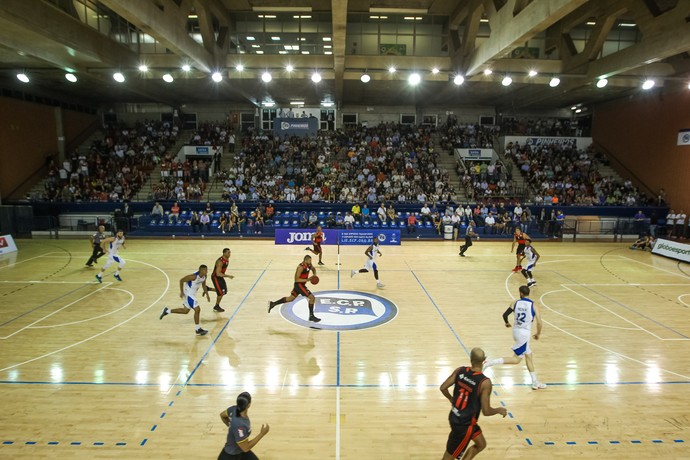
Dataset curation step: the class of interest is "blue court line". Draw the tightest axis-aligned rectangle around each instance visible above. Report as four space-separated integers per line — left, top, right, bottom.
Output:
0 284 90 328
140 438 148 446
553 270 689 339
536 439 687 446
525 438 532 446
150 425 157 432
410 270 470 355
516 424 522 431
184 266 268 385
336 331 341 387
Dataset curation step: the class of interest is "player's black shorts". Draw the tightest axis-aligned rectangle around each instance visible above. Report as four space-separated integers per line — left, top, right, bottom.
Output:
211 275 227 295
516 243 525 255
218 448 259 460
312 243 322 254
291 282 312 298
446 422 482 459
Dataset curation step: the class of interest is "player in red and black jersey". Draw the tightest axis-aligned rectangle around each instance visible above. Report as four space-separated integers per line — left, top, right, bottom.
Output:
305 226 325 265
267 255 320 322
510 229 530 272
210 248 234 312
440 347 507 460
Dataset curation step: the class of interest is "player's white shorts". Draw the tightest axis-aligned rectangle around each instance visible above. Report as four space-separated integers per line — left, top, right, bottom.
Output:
525 262 536 271
364 259 378 271
102 255 125 270
183 291 199 309
511 327 532 356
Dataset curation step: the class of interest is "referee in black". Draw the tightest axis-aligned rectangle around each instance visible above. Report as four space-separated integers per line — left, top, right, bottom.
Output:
85 225 106 267
219 392 270 459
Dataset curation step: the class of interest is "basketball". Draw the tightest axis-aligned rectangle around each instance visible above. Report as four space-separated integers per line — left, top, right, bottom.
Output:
310 275 320 285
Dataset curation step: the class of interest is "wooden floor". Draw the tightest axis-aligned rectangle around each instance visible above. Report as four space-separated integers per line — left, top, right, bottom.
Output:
0 238 689 459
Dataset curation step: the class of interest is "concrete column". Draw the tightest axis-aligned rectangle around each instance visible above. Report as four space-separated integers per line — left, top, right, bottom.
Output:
55 107 65 162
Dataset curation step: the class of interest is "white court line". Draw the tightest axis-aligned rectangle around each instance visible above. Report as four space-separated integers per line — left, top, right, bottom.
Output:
501 270 690 381
0 258 170 372
679 294 690 308
0 282 113 340
0 252 66 270
0 280 101 284
538 290 640 331
616 255 690 280
561 283 690 286
29 288 135 329
335 386 341 460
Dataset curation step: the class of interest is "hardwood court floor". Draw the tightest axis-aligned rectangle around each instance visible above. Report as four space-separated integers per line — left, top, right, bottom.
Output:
0 238 689 459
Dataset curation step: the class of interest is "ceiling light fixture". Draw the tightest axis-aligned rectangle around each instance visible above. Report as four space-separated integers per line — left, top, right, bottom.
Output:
246 36 255 41
575 108 582 113
571 106 578 110
286 64 294 72
236 64 245 71
528 70 538 77
182 64 191 72
262 101 275 107
408 73 421 86
17 73 29 83
163 73 173 83
483 69 492 76
596 78 608 88
290 101 305 105
138 64 148 72
271 36 280 41
453 75 464 85
361 73 371 83
549 77 560 87
642 79 655 90
261 72 272 83
322 102 334 107
211 72 222 82
431 68 439 74
65 73 77 83
311 72 322 83
113 72 125 83
502 76 512 86
388 66 396 74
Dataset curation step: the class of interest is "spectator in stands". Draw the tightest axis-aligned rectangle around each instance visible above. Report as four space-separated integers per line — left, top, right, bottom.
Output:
344 212 355 229
308 211 318 228
352 203 361 222
377 203 387 222
299 212 309 228
666 210 676 237
219 213 229 233
407 213 417 234
326 213 336 228
200 211 211 232
387 204 396 223
362 204 371 221
151 202 164 217
484 213 496 234
675 210 687 238
633 210 647 235
254 212 264 234
171 202 180 220
420 203 432 223
190 211 200 233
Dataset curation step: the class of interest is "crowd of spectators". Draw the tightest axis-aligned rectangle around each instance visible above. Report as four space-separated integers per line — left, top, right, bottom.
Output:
35 120 178 202
501 117 589 137
459 160 516 200
212 122 456 204
439 115 498 151
508 140 651 206
151 152 211 201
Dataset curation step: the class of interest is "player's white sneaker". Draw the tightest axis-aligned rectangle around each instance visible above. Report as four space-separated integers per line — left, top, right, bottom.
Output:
376 282 385 288
350 270 356 278
531 382 547 390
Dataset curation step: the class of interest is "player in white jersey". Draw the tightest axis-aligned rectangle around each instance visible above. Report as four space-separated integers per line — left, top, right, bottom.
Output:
159 265 210 336
350 237 384 288
483 285 546 390
96 230 126 283
520 241 540 287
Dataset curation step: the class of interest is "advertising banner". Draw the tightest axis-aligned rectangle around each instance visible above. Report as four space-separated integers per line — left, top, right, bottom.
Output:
652 238 690 263
273 118 318 137
275 229 401 246
0 234 18 255
502 136 593 151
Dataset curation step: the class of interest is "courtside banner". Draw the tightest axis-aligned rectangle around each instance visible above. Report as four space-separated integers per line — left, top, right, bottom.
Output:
652 238 690 263
275 229 401 246
0 234 18 255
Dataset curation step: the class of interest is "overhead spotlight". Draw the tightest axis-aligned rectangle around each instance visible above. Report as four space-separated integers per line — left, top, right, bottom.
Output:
408 73 421 86
262 101 275 107
596 78 608 88
211 72 222 82
571 106 578 110
236 64 244 71
528 70 538 77
322 102 334 107
311 72 322 83
360 73 371 83
431 68 439 74
483 69 492 76
65 73 77 83
388 66 396 74
261 72 272 83
163 73 174 83
687 81 690 90
16 73 29 83
113 72 125 83
549 77 560 87
286 64 294 72
138 64 148 72
182 64 191 72
642 79 655 90
575 108 582 113
502 76 512 86
453 75 464 86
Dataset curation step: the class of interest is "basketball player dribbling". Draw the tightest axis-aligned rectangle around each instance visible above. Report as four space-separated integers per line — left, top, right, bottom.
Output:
210 248 234 313
305 225 325 265
96 230 126 283
267 255 321 323
159 264 210 336
510 229 529 272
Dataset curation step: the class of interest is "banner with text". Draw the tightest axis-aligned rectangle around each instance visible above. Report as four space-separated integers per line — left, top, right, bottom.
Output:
275 229 401 246
652 238 690 263
273 118 318 138
455 148 496 161
501 136 593 152
177 145 223 159
678 129 690 146
0 234 18 255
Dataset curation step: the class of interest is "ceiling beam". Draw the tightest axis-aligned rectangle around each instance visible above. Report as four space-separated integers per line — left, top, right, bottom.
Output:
562 8 624 72
464 0 587 76
332 0 348 105
100 0 215 73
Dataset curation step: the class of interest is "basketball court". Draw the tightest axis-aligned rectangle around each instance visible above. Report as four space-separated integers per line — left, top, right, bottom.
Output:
0 238 689 459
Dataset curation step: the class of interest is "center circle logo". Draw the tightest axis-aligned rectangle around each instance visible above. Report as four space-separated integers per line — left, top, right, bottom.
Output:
279 290 398 331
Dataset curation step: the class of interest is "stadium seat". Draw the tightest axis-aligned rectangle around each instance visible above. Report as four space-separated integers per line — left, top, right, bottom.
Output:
380 221 388 228
273 220 281 227
363 220 371 228
354 221 361 228
399 221 406 228
372 221 380 228
291 219 298 227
